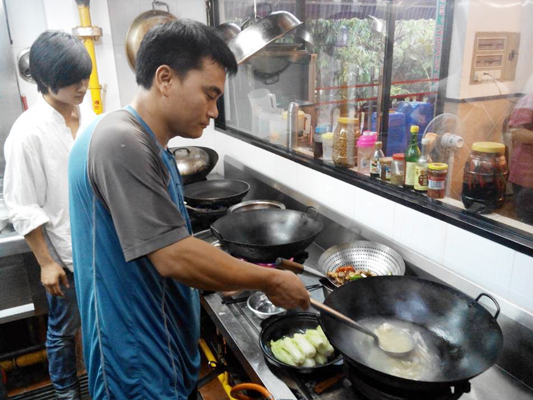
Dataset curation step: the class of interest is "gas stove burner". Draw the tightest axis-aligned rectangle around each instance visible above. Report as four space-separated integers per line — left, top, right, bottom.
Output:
239 257 294 268
346 365 470 400
187 204 228 216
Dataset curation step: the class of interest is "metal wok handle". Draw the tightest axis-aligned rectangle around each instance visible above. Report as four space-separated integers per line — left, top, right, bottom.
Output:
474 293 501 320
305 206 319 220
152 0 170 12
210 225 224 242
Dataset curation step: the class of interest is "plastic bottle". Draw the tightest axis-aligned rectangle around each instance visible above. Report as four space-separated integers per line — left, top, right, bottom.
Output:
370 141 385 178
414 138 432 192
314 126 329 159
404 125 421 188
357 131 377 175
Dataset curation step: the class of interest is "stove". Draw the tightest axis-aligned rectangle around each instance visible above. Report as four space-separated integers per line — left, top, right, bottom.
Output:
188 204 228 233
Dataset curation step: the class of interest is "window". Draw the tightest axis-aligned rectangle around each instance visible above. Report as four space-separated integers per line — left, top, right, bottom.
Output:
214 0 533 253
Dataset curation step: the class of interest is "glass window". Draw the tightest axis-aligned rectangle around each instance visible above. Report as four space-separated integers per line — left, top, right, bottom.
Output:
214 0 533 244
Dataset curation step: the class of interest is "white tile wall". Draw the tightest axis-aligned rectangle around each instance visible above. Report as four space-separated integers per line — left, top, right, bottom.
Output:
509 252 533 312
353 187 395 239
210 129 533 314
443 224 515 299
394 204 447 265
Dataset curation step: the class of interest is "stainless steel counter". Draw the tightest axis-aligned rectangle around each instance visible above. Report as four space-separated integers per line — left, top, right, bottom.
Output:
199 232 533 400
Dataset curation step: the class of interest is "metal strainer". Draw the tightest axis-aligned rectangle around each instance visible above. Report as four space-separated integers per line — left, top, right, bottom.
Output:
318 241 405 287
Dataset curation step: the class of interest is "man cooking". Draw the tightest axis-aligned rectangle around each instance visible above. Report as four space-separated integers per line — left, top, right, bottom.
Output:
68 20 310 400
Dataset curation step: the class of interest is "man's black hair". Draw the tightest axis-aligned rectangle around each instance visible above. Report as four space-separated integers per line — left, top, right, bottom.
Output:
30 31 92 94
136 19 238 89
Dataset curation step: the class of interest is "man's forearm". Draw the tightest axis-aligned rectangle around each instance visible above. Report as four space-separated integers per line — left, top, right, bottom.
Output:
149 236 279 293
24 226 56 267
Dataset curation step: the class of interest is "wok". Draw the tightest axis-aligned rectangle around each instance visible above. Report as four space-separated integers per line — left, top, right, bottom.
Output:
211 208 323 263
125 1 177 70
259 312 342 373
183 179 249 208
321 276 503 391
170 146 218 185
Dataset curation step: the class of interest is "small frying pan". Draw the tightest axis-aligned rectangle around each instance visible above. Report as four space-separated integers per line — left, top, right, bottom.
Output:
183 179 250 208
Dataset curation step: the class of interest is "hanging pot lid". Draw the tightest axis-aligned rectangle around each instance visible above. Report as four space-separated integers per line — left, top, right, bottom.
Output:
228 11 302 65
17 48 34 84
215 22 241 44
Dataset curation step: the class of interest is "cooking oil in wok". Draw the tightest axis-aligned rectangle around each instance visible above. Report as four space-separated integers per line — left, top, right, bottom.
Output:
354 317 440 381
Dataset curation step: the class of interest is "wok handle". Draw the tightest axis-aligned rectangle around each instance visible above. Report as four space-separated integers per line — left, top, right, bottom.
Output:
152 0 170 12
305 206 319 220
275 258 304 274
474 293 501 320
309 298 379 342
210 225 223 241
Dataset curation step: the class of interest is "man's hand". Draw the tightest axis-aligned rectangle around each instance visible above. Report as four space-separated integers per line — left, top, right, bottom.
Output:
41 262 69 297
263 270 310 310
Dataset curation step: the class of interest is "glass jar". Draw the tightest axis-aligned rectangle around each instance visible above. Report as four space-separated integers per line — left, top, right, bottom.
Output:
428 163 448 199
390 153 405 186
333 117 359 168
462 142 508 213
380 157 393 181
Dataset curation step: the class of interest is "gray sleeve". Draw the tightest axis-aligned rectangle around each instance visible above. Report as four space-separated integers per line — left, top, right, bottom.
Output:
88 112 190 262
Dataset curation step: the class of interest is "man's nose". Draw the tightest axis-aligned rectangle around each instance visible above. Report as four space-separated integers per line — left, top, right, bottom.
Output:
207 101 219 119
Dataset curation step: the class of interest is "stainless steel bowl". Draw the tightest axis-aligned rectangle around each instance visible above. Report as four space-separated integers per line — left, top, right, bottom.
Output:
319 241 405 285
247 292 285 320
228 200 285 214
229 11 302 65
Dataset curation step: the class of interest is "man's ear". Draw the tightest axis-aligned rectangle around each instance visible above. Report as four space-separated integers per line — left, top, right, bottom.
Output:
154 65 175 97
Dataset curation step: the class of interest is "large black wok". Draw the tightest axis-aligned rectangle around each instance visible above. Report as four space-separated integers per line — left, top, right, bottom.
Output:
321 276 503 391
183 179 250 208
210 208 323 263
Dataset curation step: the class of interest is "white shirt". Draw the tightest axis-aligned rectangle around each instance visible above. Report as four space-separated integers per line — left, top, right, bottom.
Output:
4 97 95 272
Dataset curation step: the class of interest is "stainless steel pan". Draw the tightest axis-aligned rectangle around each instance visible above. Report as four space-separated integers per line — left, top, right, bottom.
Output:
125 1 177 70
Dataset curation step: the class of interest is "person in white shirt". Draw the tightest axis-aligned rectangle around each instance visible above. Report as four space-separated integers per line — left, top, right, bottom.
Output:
3 31 93 400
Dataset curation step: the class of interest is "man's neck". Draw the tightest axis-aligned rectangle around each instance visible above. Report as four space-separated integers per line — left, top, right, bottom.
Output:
43 94 75 123
130 90 171 148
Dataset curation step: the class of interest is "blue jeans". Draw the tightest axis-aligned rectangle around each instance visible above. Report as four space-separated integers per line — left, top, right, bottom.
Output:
45 269 81 392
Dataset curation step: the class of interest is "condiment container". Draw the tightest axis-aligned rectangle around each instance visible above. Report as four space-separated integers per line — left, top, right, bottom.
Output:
322 132 334 161
391 153 405 186
333 117 359 168
357 131 377 175
380 157 392 181
314 125 329 159
428 163 448 199
461 142 508 213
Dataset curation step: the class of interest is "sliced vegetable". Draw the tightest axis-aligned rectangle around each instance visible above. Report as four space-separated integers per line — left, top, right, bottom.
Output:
314 353 327 365
282 337 305 365
305 329 328 354
293 333 316 358
302 357 316 368
270 340 297 366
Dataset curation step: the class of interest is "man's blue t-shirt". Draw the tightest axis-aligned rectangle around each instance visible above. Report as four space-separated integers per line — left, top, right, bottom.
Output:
68 107 200 400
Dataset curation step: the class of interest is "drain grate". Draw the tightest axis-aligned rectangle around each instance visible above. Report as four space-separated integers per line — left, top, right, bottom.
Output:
9 374 89 400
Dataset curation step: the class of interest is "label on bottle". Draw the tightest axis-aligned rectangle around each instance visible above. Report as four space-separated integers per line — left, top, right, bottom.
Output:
405 162 417 186
370 159 380 176
428 179 446 190
414 165 428 191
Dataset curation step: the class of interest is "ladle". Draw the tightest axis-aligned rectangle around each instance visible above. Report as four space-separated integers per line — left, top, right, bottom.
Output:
309 298 415 358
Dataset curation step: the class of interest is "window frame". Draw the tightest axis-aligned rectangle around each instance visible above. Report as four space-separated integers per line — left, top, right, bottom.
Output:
212 0 533 257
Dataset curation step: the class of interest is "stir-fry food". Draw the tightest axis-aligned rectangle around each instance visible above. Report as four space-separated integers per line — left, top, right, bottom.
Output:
327 265 377 285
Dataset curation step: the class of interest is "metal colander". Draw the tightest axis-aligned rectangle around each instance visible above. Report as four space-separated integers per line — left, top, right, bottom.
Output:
318 241 405 287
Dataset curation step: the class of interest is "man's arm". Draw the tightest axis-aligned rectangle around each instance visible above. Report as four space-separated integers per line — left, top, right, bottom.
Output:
25 226 68 297
149 236 310 310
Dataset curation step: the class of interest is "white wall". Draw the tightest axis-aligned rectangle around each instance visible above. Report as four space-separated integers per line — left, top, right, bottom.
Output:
6 0 121 113
208 126 533 317
447 0 532 99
